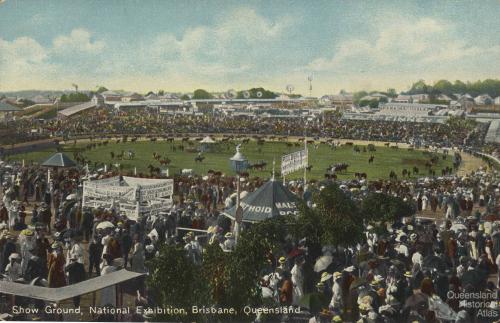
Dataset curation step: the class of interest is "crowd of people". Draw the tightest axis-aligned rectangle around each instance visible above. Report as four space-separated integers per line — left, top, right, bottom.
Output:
0 147 497 321
0 109 494 154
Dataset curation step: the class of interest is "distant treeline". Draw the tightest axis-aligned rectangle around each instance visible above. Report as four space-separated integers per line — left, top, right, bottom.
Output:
60 92 90 102
404 79 500 98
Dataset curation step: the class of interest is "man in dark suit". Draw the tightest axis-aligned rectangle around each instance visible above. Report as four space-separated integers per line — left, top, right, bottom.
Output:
65 254 86 307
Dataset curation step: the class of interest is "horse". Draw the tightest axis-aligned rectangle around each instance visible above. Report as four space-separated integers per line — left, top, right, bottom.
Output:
368 155 375 164
195 156 205 163
159 158 171 166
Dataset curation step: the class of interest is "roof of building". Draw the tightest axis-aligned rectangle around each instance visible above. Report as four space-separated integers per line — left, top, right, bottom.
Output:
0 102 21 112
41 153 77 167
0 269 144 302
58 101 96 117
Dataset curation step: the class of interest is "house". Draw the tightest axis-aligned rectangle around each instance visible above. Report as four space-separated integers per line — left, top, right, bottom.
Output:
393 95 412 103
436 94 452 102
411 94 429 103
31 95 52 104
101 90 122 102
121 92 144 102
0 102 21 121
495 97 500 105
145 93 159 100
474 94 493 105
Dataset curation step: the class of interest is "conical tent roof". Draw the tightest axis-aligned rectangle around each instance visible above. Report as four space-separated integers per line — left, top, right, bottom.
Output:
200 136 216 143
224 179 300 223
41 153 77 167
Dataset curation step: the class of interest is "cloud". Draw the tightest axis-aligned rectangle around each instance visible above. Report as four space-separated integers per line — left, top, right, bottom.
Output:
306 17 499 72
52 28 105 54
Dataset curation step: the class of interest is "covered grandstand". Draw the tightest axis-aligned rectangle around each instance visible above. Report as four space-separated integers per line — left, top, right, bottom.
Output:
485 119 500 144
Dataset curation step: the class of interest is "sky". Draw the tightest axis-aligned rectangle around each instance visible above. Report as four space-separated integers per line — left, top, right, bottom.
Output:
0 0 499 95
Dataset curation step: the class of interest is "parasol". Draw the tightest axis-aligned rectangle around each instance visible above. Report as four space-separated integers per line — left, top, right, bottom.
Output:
314 255 333 272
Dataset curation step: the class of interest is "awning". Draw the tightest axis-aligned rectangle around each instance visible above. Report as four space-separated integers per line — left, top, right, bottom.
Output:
224 179 300 223
0 269 145 302
41 153 77 168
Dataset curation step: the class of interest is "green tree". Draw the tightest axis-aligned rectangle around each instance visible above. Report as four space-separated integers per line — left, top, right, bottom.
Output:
313 185 364 247
433 80 453 94
96 86 108 93
147 244 208 321
353 91 369 104
407 80 429 94
60 92 90 102
193 89 214 99
361 192 415 225
180 94 190 100
386 88 397 98
158 89 165 96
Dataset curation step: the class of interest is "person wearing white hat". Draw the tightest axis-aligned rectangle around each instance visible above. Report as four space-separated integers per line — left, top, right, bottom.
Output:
223 232 235 251
5 253 22 281
329 272 343 313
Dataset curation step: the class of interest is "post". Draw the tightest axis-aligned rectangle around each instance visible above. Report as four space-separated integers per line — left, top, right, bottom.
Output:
234 174 241 244
304 139 308 186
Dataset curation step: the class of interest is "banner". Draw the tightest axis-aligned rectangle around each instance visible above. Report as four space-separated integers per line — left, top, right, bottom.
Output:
138 179 174 202
281 149 308 176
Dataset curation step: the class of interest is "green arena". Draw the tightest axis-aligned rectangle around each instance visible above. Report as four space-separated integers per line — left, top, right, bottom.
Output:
6 138 456 180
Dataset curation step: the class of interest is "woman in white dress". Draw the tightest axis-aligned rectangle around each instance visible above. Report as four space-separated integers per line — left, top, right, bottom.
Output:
99 254 117 306
130 236 145 273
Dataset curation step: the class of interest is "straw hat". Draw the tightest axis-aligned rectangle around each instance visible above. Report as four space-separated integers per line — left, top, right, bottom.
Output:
404 271 412 278
321 272 332 282
278 256 286 264
224 232 233 239
333 272 342 280
332 315 342 322
316 282 325 289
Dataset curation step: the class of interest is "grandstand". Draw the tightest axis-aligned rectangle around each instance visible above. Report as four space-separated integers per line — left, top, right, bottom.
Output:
342 112 448 123
58 101 96 118
485 120 500 144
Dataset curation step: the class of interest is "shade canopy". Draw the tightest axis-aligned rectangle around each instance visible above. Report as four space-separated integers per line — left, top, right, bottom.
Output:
200 136 216 144
41 153 77 167
224 179 300 223
0 269 144 302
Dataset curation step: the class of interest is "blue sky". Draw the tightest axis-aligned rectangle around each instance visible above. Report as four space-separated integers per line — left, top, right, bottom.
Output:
0 0 499 94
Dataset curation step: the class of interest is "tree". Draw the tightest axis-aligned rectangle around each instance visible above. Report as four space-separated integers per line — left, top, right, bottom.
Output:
60 92 90 102
313 185 364 247
96 86 108 93
361 192 415 225
408 80 429 94
193 89 214 99
147 244 208 321
353 91 369 104
180 94 190 100
433 80 453 95
237 87 277 99
386 88 397 98
158 89 165 96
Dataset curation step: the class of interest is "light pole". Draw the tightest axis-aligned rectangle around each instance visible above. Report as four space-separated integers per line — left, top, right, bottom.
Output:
230 144 248 244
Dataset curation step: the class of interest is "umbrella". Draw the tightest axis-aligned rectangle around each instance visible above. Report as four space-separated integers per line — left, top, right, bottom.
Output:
350 277 367 290
66 193 77 201
261 287 274 298
314 255 333 272
404 292 429 310
423 255 447 272
450 223 467 232
299 292 328 313
96 221 115 230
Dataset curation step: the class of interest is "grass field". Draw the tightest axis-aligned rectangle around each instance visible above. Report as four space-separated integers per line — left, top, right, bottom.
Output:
7 139 454 180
